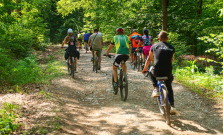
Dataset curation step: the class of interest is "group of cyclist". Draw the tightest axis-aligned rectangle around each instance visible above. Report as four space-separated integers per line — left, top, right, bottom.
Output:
61 27 176 114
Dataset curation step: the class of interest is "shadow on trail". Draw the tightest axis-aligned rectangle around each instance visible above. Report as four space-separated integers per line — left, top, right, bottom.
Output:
27 46 223 134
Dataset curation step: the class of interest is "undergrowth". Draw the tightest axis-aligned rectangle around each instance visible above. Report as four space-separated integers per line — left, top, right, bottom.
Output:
173 60 223 99
0 102 21 134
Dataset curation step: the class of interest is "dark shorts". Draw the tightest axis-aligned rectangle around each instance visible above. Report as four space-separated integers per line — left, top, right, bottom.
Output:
65 49 80 60
84 40 88 43
90 46 93 51
78 39 82 42
113 54 129 67
131 46 143 54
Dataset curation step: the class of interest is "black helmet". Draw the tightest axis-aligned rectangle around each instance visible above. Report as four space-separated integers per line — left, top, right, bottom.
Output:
116 27 124 33
143 29 148 33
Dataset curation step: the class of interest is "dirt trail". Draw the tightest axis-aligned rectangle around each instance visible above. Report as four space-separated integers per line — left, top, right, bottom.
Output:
1 45 223 135
49 45 222 135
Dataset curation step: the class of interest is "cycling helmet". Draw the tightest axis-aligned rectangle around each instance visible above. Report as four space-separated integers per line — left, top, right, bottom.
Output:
67 28 73 33
143 29 148 33
116 27 124 33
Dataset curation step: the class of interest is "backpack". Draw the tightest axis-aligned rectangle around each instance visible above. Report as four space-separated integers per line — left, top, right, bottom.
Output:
78 34 82 39
143 36 152 46
134 35 142 44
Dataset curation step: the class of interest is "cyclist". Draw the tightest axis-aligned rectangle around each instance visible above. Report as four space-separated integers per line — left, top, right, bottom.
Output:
142 31 176 114
77 32 83 49
88 28 103 70
106 27 131 93
61 28 80 71
137 29 154 66
129 29 143 64
84 31 90 52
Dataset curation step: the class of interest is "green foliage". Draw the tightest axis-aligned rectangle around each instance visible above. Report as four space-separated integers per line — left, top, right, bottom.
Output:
0 103 21 134
174 65 223 98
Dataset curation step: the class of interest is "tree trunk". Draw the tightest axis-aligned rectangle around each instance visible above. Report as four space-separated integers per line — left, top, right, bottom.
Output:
162 0 168 31
193 0 202 55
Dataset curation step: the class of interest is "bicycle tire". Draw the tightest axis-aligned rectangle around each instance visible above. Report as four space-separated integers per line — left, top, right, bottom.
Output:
156 89 165 115
93 53 98 73
137 56 141 71
71 57 75 78
67 59 71 75
162 85 171 125
112 74 118 95
133 54 137 70
120 71 128 101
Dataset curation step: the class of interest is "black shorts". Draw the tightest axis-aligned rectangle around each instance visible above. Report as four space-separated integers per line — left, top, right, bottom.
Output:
84 40 88 43
113 54 129 67
90 46 93 51
78 39 82 42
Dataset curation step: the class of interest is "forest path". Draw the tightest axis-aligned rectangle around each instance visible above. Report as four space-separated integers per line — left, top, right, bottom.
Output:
49 45 223 135
2 45 222 134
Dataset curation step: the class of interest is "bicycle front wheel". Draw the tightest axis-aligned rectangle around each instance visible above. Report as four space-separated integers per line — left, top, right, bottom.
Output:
120 71 128 101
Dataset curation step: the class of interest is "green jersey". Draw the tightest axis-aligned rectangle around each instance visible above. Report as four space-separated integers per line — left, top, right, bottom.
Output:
111 34 130 54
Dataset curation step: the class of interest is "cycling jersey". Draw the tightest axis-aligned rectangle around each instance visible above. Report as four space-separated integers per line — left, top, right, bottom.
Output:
84 33 90 41
150 42 175 76
129 32 142 48
111 34 130 54
77 34 82 39
142 35 153 46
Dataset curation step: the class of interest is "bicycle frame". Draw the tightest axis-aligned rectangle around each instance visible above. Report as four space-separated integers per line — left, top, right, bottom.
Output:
157 80 170 106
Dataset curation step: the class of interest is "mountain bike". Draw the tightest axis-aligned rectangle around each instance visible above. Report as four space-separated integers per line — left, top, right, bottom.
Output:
93 50 99 73
112 60 128 101
144 72 171 125
131 51 137 70
67 56 76 78
84 41 88 53
156 76 171 125
136 51 143 71
78 39 82 51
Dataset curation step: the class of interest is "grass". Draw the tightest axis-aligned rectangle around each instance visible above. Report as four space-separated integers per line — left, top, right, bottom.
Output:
174 66 223 100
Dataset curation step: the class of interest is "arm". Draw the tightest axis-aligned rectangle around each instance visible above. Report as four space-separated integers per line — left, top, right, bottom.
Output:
106 43 114 56
142 51 153 73
136 40 141 50
61 36 67 48
129 43 132 57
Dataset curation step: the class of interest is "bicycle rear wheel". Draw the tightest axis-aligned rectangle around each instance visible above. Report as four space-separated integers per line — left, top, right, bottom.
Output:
71 57 75 78
120 71 128 101
133 55 137 70
112 74 118 95
137 56 141 71
156 90 165 115
67 58 71 75
93 53 98 73
162 85 171 125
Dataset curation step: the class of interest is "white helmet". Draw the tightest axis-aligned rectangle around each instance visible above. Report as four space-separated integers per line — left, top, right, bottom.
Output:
67 28 73 33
